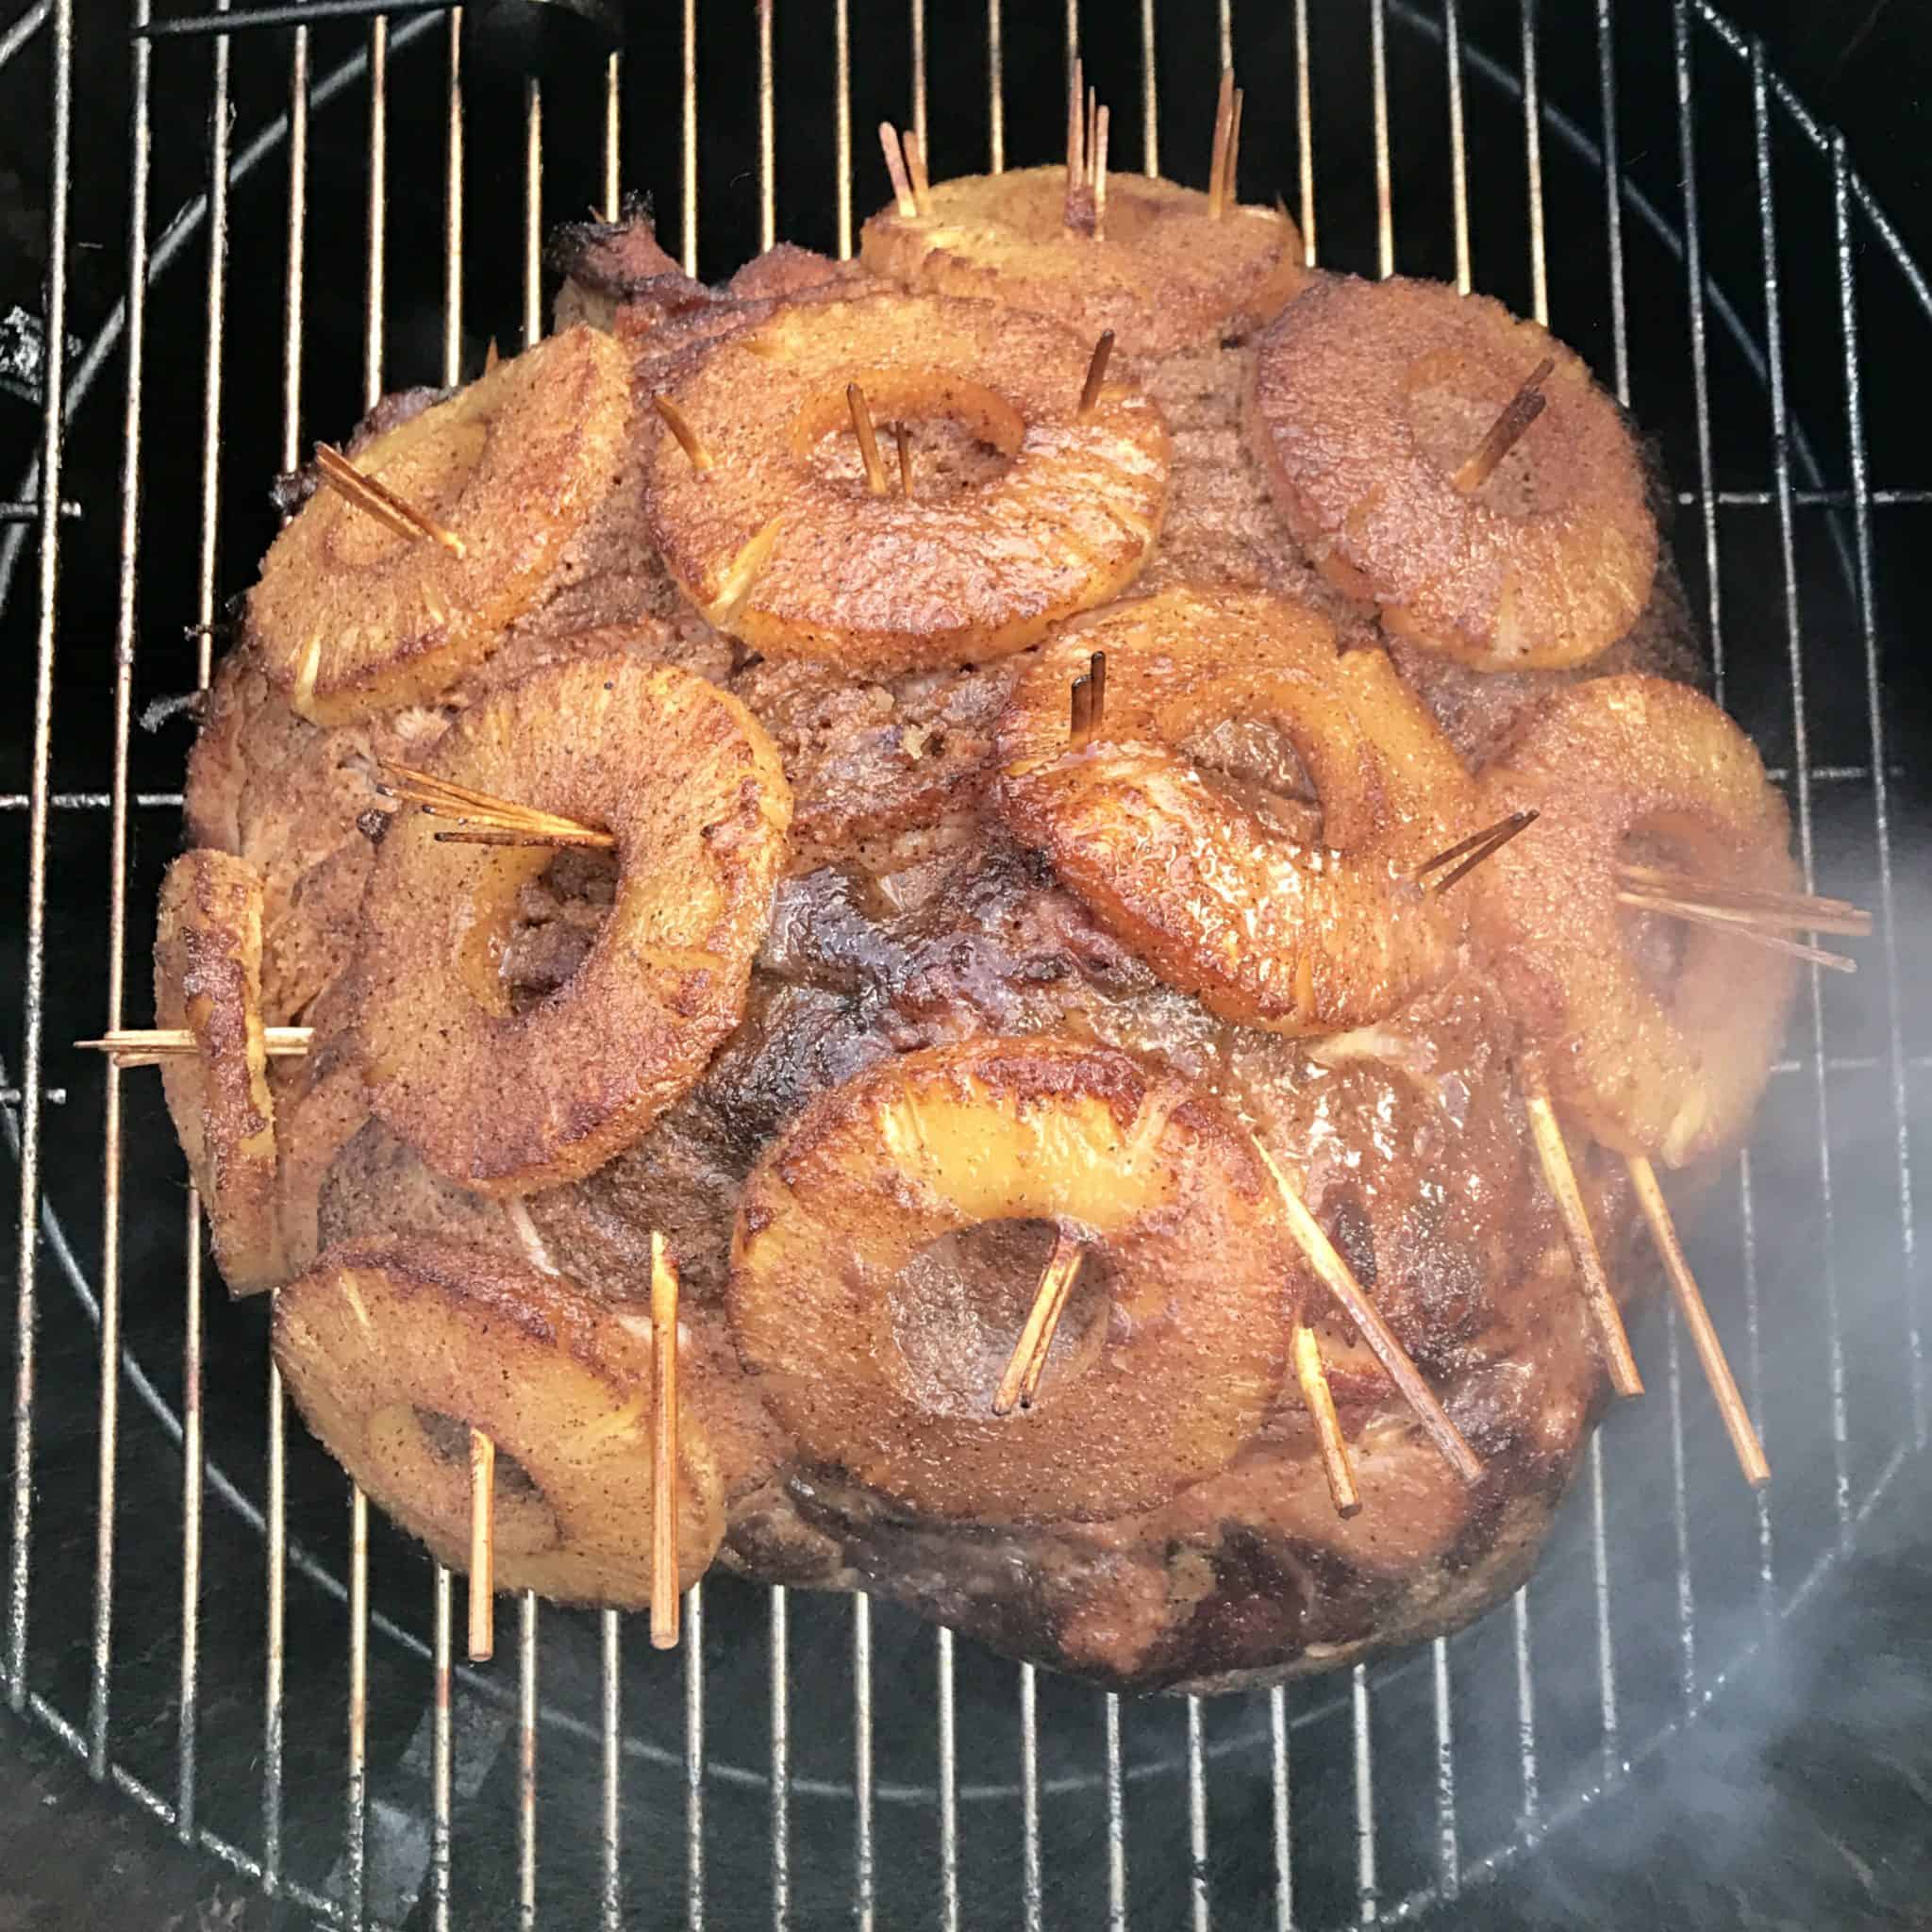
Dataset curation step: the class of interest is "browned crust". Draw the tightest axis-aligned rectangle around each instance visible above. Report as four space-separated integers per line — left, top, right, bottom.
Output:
356 657 792 1194
729 1036 1295 1524
859 167 1307 359
997 588 1475 1034
273 1234 726 1604
1247 275 1658 669
250 326 634 724
643 291 1172 670
1472 674 1798 1163
154 850 287 1294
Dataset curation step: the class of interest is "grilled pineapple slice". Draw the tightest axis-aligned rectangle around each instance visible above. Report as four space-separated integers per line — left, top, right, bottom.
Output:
249 326 632 725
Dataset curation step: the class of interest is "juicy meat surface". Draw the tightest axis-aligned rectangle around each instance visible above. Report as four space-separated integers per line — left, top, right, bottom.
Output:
216 285 1709 1691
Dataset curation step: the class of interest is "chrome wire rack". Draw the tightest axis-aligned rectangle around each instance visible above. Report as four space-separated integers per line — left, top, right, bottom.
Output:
1 1 1926 1925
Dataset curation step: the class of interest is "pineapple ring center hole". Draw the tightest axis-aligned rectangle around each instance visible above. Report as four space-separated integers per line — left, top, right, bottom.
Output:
794 376 1024 503
414 1407 546 1507
453 845 620 1019
1400 349 1574 519
328 417 489 567
1179 715 1325 845
888 1218 1112 1418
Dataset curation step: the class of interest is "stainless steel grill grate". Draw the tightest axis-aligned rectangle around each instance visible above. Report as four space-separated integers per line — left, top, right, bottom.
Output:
0 2 1925 1925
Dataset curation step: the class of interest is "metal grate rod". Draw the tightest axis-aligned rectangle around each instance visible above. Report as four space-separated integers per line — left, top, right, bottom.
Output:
431 1564 454 1930
1104 1691 1126 1928
1351 1663 1376 1918
1187 1696 1210 1929
1019 1662 1042 1932
1835 136 1923 1449
1140 0 1157 174
599 1607 621 1928
88 0 154 1781
1371 0 1392 277
937 1626 959 1932
833 0 850 261
758 0 774 254
8 0 73 1719
604 52 620 221
519 1591 539 1927
680 0 696 274
1754 44 1849 1545
770 1583 790 1929
986 0 1003 174
1268 1685 1291 1930
853 1591 875 1931
687 1580 707 1924
908 0 925 146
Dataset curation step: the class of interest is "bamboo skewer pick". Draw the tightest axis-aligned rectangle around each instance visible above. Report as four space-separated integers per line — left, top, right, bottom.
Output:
650 1232 683 1649
1208 69 1235 217
1451 357 1556 495
315 444 466 557
1625 1155 1771 1486
80 1025 312 1067
1078 329 1116 417
1253 1140 1484 1483
878 122 917 217
1519 1058 1645 1398
469 1429 496 1662
1087 650 1107 732
652 393 715 473
895 423 914 497
903 126 931 213
1293 1323 1362 1519
1069 671 1094 748
483 337 500 374
377 761 612 849
1412 809 1539 895
1616 863 1871 936
1615 890 1858 973
994 1231 1087 1416
847 383 890 497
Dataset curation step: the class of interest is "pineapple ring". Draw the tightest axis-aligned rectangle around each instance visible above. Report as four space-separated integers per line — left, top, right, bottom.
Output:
358 658 792 1195
729 1037 1295 1524
643 291 1172 671
154 851 288 1295
997 588 1475 1035
1246 275 1657 670
859 167 1307 359
250 326 633 725
273 1236 724 1607
1472 675 1798 1166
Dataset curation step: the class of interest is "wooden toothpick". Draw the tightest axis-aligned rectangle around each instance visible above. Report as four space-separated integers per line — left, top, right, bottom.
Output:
469 1428 496 1662
1078 329 1116 418
79 1026 313 1067
1411 810 1539 895
994 1231 1088 1416
1254 1140 1483 1483
315 444 467 558
653 393 715 473
650 1231 683 1649
1625 1154 1770 1487
1294 1322 1362 1519
1451 357 1556 494
903 126 931 213
1518 1057 1645 1399
847 382 890 497
878 122 918 218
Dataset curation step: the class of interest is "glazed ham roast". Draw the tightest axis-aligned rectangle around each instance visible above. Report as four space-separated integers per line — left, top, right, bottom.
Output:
151 117 1806 1695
